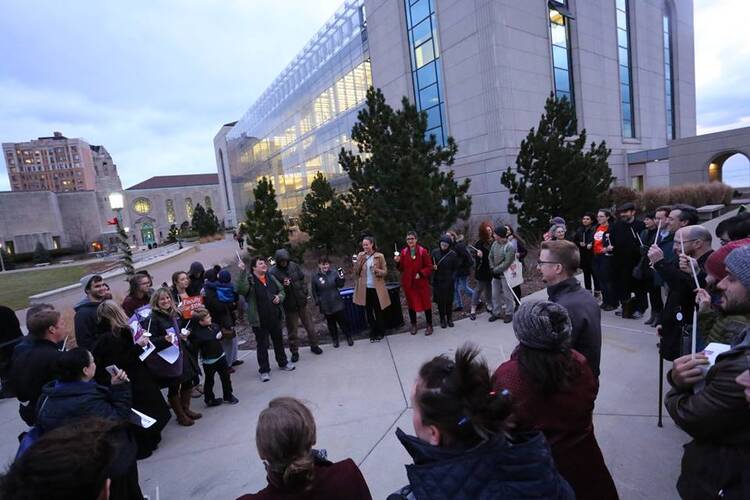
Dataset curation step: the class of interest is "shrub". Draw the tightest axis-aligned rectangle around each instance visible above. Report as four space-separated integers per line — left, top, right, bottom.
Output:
634 182 734 213
607 185 638 210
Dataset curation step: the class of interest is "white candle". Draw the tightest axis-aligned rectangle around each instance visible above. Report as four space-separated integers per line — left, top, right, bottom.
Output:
691 306 698 359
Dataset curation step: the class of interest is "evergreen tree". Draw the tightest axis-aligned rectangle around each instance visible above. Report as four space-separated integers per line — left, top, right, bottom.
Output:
206 208 221 235
32 242 51 264
501 93 613 239
244 176 289 258
339 87 471 251
167 224 179 243
116 224 134 277
191 203 209 236
299 172 354 254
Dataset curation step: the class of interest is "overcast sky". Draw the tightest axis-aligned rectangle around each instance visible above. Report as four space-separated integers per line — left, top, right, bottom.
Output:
0 0 745 191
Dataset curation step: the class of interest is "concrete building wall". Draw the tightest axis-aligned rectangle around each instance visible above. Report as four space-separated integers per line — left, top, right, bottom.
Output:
668 127 750 185
213 124 238 227
0 191 65 252
365 0 696 221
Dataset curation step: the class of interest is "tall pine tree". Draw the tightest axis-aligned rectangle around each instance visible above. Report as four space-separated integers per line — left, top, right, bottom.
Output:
299 172 354 254
244 176 289 258
501 93 613 239
191 203 210 236
340 87 471 251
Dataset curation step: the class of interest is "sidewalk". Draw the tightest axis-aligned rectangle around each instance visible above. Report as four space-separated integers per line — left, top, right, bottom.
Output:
0 283 686 499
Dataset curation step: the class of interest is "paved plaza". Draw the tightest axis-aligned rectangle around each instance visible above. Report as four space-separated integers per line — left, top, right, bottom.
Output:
0 275 687 499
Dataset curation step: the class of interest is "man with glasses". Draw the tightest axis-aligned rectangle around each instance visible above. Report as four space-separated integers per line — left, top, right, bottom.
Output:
540 240 602 378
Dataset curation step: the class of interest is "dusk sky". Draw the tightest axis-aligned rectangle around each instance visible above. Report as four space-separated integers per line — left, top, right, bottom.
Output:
0 0 745 192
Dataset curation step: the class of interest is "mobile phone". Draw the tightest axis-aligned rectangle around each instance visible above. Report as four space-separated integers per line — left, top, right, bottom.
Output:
105 365 120 377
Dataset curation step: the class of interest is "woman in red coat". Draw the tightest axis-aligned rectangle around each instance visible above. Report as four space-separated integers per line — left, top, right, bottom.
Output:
492 300 618 500
394 231 434 336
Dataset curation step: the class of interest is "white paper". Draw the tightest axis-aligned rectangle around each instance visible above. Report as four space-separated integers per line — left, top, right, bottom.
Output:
139 341 156 361
131 408 157 429
703 342 731 367
157 344 180 364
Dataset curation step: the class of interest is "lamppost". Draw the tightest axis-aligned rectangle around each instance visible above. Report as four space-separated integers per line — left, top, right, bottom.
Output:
108 192 134 276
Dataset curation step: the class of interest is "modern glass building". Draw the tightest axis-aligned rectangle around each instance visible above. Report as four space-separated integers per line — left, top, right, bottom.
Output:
219 0 696 221
225 0 370 218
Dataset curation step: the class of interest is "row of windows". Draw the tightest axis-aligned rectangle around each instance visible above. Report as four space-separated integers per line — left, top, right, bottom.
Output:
405 0 447 145
547 1 675 140
132 196 212 223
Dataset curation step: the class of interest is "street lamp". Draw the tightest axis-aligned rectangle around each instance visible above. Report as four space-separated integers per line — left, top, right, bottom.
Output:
108 192 134 276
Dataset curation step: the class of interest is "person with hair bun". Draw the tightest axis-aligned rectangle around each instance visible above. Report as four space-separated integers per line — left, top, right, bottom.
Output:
390 343 574 500
492 301 617 500
238 397 372 499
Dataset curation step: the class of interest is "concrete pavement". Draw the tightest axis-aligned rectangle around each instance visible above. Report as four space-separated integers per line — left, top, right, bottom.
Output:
0 282 688 499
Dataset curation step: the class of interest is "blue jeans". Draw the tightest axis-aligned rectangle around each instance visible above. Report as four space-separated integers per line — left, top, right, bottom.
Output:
454 275 474 309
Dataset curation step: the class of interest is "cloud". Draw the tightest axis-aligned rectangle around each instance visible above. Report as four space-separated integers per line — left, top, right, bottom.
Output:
0 0 343 191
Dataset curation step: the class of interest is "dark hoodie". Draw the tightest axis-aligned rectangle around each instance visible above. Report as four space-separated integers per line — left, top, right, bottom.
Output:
391 428 574 500
74 297 102 351
430 236 458 304
37 380 132 433
269 249 308 312
186 261 205 296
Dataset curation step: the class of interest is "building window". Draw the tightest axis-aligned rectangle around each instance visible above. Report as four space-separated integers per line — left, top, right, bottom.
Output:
616 0 635 138
663 11 675 140
631 175 644 192
549 1 575 107
204 196 212 210
3 241 14 255
52 236 61 250
133 198 152 215
185 197 194 220
405 0 447 145
166 199 176 224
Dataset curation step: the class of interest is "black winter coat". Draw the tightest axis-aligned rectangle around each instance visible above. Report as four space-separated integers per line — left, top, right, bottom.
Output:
391 428 575 500
453 241 473 277
430 247 458 304
190 324 225 360
547 277 603 377
610 219 645 265
270 250 308 312
74 298 102 350
473 240 493 282
311 269 345 316
92 326 171 455
37 380 132 432
9 338 63 425
574 226 596 261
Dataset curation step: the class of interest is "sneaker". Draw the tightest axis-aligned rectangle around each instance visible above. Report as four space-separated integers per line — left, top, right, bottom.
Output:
260 372 271 382
280 362 296 371
447 320 455 328
453 306 464 312
291 351 299 363
631 311 643 319
602 304 617 312
503 316 513 324
488 315 498 322
231 360 244 367
223 395 240 405
470 313 476 321
615 310 623 317
310 345 323 355
206 398 223 407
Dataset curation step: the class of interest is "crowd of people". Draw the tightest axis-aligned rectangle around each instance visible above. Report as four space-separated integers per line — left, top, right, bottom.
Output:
1 203 750 498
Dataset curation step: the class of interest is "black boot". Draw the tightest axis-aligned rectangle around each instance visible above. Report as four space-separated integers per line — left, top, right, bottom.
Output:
345 333 354 346
447 312 454 328
332 331 340 348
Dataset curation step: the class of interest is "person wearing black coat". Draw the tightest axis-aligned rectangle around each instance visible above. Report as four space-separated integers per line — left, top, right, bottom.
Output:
470 223 495 321
431 235 459 329
574 213 598 293
449 232 474 312
8 309 66 425
143 288 200 426
609 203 646 318
0 305 23 397
311 257 352 347
74 275 108 350
186 261 205 296
93 300 171 459
36 347 143 500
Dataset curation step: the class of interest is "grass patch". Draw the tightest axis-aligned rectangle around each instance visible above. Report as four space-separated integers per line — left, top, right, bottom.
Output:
0 265 92 310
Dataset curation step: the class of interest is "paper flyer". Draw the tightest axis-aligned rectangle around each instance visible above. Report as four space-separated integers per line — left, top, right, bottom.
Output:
139 341 156 361
703 342 731 367
131 408 157 429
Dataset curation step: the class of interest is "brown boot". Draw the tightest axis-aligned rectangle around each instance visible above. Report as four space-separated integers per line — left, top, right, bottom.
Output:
181 390 202 420
410 324 418 335
169 395 194 426
425 324 433 336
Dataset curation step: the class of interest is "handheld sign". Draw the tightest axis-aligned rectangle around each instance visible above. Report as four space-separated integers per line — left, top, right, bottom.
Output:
180 296 204 319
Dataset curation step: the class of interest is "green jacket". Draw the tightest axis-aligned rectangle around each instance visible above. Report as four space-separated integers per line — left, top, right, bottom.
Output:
698 310 750 346
235 270 285 327
489 240 516 278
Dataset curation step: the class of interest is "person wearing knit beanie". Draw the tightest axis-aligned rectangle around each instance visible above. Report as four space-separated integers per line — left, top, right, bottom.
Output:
705 238 750 283
512 300 572 351
724 244 750 291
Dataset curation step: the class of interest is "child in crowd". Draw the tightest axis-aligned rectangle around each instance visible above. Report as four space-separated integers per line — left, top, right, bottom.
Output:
189 307 238 407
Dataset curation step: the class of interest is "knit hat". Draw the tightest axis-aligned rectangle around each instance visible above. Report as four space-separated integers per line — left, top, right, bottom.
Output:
512 300 572 351
218 270 232 284
705 238 750 282
725 244 750 291
494 225 508 238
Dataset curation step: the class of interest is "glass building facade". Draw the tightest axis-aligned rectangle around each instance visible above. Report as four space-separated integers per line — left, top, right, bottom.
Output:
616 0 635 138
549 1 575 107
663 12 675 140
404 0 446 145
226 0 370 217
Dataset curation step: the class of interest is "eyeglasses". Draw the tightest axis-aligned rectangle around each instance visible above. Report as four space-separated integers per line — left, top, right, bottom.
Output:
537 260 561 266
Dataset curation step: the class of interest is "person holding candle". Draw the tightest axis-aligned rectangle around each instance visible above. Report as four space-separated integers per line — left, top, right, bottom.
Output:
353 236 390 342
665 244 750 500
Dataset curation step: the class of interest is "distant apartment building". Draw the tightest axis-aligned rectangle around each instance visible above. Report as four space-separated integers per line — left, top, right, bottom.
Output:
221 0 699 221
2 131 108 193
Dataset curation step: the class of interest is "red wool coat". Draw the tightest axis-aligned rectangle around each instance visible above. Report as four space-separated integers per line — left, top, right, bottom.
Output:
398 245 433 312
492 350 619 500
